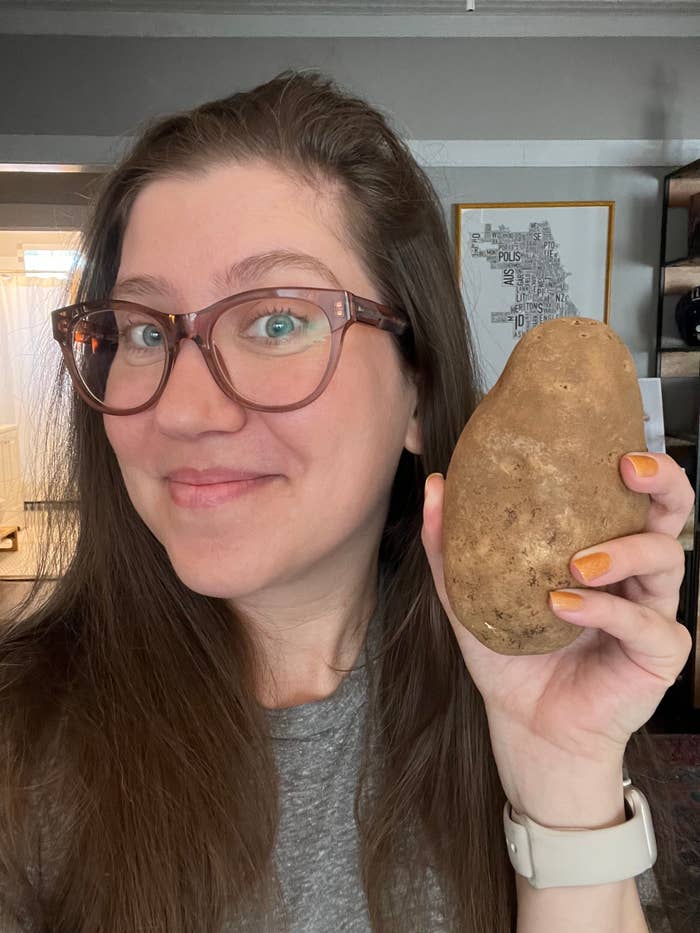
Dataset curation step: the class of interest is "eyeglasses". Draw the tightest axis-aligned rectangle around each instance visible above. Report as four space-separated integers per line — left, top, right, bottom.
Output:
50 286 411 415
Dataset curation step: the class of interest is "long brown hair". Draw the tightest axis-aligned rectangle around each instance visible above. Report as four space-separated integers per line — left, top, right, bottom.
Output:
0 68 693 932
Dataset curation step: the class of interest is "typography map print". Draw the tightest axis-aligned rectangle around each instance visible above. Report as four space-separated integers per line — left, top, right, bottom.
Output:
456 202 614 394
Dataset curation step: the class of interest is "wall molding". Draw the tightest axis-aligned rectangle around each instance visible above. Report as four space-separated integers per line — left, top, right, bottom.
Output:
0 11 699 38
0 136 699 170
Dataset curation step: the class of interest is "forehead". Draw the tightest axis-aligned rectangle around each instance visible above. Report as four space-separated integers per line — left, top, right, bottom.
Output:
116 161 365 300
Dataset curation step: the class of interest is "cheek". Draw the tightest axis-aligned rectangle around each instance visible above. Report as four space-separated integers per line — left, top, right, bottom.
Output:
293 346 405 483
103 415 152 473
103 416 164 537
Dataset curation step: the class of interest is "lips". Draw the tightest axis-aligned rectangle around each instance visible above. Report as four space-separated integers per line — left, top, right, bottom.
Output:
166 467 269 485
165 469 276 509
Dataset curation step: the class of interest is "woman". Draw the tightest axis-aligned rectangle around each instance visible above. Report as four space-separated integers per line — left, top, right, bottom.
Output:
0 68 695 932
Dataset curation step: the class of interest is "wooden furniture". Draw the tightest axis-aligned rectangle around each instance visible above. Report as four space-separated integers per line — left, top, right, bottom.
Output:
652 158 700 732
0 424 23 529
0 525 20 552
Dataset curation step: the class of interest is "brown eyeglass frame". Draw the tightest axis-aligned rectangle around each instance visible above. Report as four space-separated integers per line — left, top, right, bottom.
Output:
51 285 411 416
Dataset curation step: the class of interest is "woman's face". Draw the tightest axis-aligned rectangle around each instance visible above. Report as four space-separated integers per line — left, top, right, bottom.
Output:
103 160 421 603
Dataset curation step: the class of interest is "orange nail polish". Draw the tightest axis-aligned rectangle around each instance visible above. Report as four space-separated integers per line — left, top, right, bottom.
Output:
626 455 658 478
571 552 612 582
550 591 585 612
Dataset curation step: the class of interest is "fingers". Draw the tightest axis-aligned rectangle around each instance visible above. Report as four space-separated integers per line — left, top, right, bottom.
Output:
426 470 688 612
570 531 686 593
568 531 686 621
620 452 696 540
548 586 693 687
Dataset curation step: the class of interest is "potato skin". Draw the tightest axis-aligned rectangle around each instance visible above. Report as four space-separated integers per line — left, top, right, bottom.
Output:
443 317 651 655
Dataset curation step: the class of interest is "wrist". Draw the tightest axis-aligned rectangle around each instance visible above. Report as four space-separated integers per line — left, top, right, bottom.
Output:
505 783 657 893
507 772 627 830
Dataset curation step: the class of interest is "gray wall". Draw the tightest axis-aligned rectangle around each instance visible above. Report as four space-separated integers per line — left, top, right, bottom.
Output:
0 36 698 140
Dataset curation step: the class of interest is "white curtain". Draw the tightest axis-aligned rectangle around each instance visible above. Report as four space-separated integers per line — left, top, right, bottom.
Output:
0 274 72 500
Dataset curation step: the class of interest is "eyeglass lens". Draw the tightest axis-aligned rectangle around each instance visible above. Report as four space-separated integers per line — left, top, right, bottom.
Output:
70 296 333 410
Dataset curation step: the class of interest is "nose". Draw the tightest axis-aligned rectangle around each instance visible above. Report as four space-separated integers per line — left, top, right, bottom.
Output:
152 337 247 437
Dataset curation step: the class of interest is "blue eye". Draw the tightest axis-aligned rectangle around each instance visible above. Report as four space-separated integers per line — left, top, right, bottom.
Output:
213 299 324 356
131 323 163 348
117 319 165 355
265 314 296 339
243 307 309 344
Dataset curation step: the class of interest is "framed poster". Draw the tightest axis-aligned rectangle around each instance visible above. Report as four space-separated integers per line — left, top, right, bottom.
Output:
455 201 614 394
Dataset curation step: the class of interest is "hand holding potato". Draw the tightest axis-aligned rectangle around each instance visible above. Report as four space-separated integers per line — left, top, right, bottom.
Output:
420 317 695 821
422 453 694 820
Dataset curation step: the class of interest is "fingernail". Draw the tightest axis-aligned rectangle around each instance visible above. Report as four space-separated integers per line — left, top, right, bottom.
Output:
572 551 612 582
550 590 586 612
625 454 658 478
424 472 442 496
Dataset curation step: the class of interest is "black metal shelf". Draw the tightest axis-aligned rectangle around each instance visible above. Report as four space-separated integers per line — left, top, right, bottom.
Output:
652 160 700 729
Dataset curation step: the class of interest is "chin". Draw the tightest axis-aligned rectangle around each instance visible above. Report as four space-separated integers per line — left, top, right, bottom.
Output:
168 560 242 600
163 546 265 601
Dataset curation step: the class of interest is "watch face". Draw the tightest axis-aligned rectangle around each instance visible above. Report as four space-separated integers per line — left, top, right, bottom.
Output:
676 288 700 346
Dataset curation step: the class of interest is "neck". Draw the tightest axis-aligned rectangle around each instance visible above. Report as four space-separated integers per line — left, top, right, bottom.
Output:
237 558 381 710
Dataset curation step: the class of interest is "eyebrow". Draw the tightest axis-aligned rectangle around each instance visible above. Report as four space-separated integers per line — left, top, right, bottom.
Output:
110 249 343 300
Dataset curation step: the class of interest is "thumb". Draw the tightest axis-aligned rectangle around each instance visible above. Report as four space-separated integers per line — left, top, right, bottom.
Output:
421 472 502 674
421 472 449 607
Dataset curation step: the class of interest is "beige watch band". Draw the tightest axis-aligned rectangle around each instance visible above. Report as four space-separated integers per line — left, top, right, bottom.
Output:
502 770 657 889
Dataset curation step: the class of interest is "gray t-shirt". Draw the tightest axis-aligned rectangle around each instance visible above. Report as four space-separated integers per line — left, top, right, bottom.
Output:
263 605 672 933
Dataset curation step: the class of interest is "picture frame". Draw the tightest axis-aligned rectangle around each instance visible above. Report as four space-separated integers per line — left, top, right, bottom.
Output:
455 201 615 394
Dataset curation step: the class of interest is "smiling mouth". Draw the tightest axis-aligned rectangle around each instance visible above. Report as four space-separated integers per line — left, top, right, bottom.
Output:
166 475 276 509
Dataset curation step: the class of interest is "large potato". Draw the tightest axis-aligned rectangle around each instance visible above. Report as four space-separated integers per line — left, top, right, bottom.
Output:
443 316 651 655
